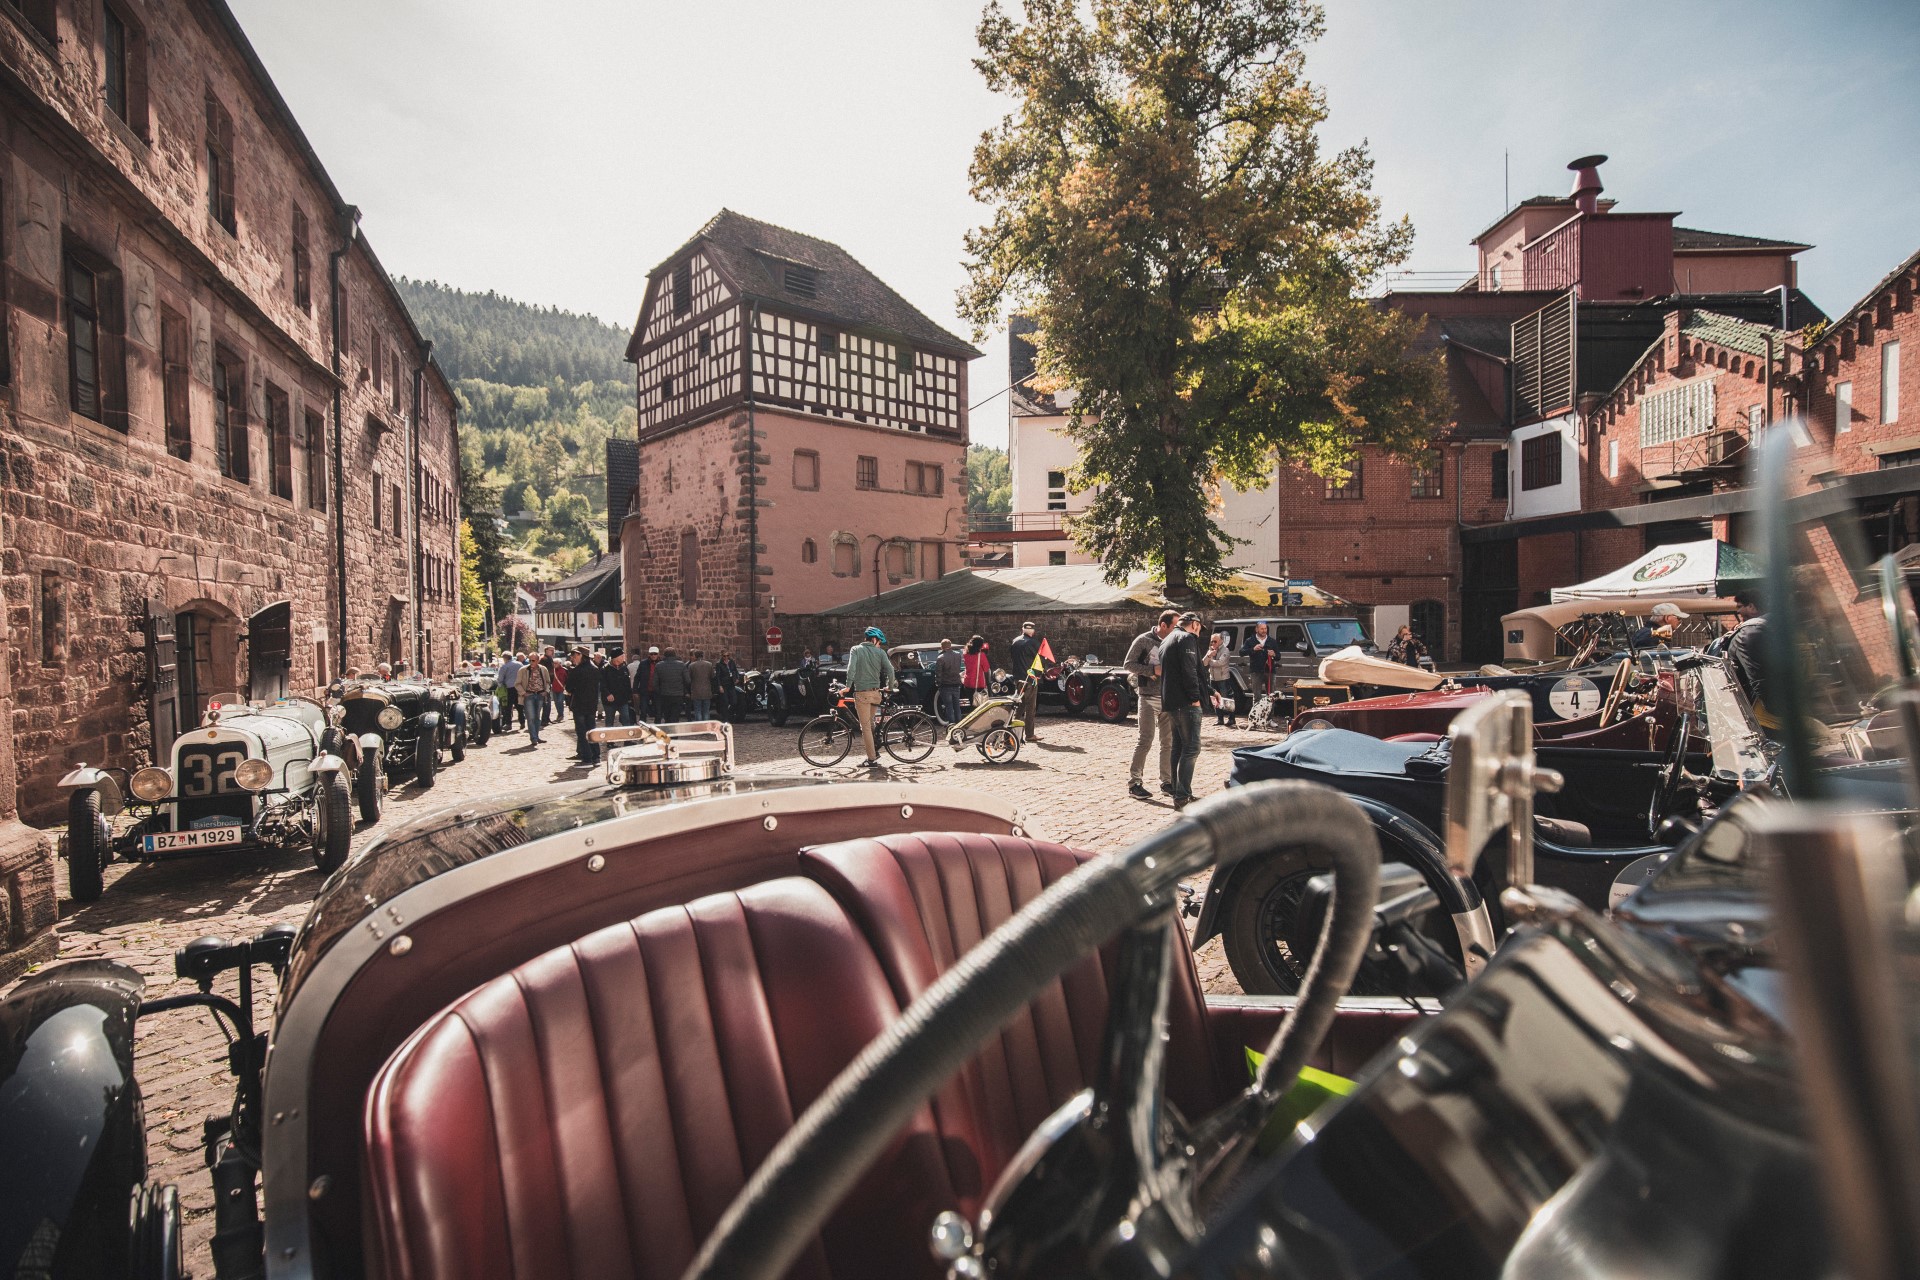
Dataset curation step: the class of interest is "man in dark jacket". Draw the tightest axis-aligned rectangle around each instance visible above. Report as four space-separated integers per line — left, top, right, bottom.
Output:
1008 621 1046 743
1125 610 1178 799
601 651 634 726
1157 611 1217 809
655 648 691 721
715 651 742 721
566 647 604 764
633 646 660 720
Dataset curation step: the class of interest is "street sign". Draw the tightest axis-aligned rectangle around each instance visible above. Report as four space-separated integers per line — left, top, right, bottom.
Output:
766 625 783 654
1283 592 1303 607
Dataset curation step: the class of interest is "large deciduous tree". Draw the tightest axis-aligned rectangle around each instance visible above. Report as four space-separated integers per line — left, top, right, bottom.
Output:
961 0 1448 592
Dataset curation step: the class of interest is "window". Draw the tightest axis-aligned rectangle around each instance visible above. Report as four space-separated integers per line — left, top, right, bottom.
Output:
784 264 817 299
305 409 326 510
212 349 247 481
205 92 235 235
65 253 103 421
161 307 189 458
1324 458 1363 500
885 541 912 579
389 349 401 412
818 329 840 358
267 385 292 500
291 206 311 312
1639 379 1716 447
793 449 819 490
7 0 55 42
856 455 878 490
1520 433 1561 491
103 5 128 121
921 540 943 578
336 279 351 356
1409 451 1443 499
1607 438 1619 479
1048 550 1067 566
1836 381 1853 434
391 482 403 537
679 530 699 604
1883 340 1901 424
800 538 817 564
1047 469 1067 512
697 330 710 359
906 461 943 495
372 470 383 531
0 173 8 386
1491 448 1509 499
1488 264 1502 289
371 336 382 392
832 537 857 577
1749 404 1765 434
660 374 674 400
897 345 915 376
672 261 692 315
38 570 64 667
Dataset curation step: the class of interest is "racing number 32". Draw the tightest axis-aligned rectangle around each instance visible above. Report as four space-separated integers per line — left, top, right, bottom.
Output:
181 749 245 797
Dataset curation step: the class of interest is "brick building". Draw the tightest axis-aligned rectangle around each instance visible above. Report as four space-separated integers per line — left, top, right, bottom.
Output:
621 211 977 663
0 0 460 846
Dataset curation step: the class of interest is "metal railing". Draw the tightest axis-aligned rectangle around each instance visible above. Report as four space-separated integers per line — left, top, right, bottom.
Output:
967 511 1067 536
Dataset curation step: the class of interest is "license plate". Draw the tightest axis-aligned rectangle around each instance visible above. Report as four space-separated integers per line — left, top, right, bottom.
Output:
143 826 244 853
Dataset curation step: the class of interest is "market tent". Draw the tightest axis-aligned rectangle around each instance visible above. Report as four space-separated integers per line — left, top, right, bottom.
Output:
1549 539 1761 603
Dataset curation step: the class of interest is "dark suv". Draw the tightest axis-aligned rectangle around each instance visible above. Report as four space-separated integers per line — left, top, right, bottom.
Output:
1209 616 1376 712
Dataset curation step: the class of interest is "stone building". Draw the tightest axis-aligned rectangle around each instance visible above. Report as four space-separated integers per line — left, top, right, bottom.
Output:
621 211 978 663
0 0 460 856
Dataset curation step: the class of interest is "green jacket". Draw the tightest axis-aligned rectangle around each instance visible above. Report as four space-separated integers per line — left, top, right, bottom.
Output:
846 642 897 693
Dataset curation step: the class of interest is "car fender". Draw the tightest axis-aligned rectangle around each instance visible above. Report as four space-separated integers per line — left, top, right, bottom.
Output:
0 961 146 1277
56 766 124 817
310 753 346 775
418 710 441 730
356 732 384 754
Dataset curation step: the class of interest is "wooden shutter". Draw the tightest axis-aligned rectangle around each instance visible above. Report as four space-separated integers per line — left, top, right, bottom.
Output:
147 601 179 763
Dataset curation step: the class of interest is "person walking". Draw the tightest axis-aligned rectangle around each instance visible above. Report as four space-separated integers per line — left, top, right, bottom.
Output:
1008 621 1046 743
688 651 717 721
602 650 634 726
655 648 691 721
845 626 898 768
1386 624 1429 668
516 654 552 746
540 646 567 723
1124 610 1177 799
495 651 525 731
962 635 991 710
1158 611 1217 810
566 647 603 763
634 646 661 721
715 651 742 721
933 638 965 724
1206 632 1237 728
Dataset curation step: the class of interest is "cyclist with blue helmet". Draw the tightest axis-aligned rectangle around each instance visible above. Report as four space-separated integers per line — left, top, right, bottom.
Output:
845 626 898 768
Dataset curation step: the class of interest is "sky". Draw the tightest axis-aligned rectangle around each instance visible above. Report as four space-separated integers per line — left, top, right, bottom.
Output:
228 0 1920 450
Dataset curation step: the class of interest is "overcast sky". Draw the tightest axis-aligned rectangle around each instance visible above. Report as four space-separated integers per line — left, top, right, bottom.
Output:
229 0 1920 449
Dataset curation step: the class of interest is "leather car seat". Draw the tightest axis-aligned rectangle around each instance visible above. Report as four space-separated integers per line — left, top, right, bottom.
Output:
364 878 961 1280
799 833 1232 1190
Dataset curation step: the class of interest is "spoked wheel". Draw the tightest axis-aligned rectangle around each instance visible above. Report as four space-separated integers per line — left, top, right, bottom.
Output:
66 788 107 903
979 726 1020 764
314 770 353 875
1223 845 1423 997
1061 673 1091 716
355 753 383 824
882 710 938 763
797 715 855 767
1096 683 1129 723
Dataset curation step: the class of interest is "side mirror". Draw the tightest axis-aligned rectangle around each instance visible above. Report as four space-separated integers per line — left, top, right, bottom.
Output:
1295 641 1309 653
175 935 244 989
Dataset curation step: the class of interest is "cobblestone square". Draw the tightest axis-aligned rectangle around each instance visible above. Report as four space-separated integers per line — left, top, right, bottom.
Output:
13 703 1259 1272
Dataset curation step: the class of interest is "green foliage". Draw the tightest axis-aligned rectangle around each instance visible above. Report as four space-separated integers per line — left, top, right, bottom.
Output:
402 278 636 581
458 520 487 647
961 0 1449 592
967 445 1012 516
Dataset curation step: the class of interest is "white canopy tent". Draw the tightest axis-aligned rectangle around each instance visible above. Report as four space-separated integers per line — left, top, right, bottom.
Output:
1548 539 1761 603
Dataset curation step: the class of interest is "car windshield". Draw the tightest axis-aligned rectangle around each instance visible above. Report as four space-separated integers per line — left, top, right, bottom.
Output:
1306 620 1369 650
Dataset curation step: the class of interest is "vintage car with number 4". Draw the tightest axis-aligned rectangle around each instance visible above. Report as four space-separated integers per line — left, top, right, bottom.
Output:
55 696 353 902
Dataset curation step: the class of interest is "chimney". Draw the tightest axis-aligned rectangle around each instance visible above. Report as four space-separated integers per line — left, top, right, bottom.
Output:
1568 154 1607 216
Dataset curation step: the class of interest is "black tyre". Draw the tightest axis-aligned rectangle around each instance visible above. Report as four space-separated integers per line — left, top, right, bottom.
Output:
1061 672 1092 717
882 710 938 763
979 727 1020 764
355 754 383 824
1096 682 1131 724
314 771 352 875
797 715 854 767
769 685 790 728
415 735 438 788
66 788 106 903
450 726 466 763
472 710 492 747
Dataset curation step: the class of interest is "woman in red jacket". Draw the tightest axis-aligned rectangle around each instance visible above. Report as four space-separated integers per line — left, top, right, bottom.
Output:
962 635 991 709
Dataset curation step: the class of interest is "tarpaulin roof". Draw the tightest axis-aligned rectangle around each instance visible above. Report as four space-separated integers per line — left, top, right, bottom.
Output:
1549 539 1761 603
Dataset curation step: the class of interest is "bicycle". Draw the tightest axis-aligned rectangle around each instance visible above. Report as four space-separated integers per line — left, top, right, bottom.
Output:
797 687 938 767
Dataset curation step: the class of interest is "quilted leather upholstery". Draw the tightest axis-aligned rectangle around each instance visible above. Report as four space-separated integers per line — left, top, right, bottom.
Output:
364 878 957 1280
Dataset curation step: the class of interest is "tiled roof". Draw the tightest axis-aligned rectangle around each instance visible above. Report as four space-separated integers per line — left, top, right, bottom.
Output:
605 438 639 551
657 210 980 358
1672 226 1811 253
546 550 622 599
1681 310 1781 360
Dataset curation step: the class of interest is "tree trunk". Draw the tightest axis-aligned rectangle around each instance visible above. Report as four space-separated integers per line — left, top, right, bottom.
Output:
1163 544 1192 601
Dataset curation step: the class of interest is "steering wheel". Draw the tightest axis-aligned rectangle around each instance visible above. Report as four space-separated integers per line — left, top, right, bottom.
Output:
1648 709 1697 838
1599 656 1634 727
681 783 1383 1280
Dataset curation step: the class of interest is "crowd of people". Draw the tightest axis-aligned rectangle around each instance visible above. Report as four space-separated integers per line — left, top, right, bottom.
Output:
490 645 744 763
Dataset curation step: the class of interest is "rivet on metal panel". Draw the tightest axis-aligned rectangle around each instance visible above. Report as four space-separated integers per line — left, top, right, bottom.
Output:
764 816 778 831
587 854 606 872
1011 826 1025 838
901 805 913 819
308 1176 332 1201
389 935 412 957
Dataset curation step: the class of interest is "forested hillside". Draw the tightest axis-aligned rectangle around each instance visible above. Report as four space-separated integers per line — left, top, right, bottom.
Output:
396 277 636 580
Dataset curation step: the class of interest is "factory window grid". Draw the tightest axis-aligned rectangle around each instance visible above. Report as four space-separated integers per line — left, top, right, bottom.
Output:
1324 459 1363 500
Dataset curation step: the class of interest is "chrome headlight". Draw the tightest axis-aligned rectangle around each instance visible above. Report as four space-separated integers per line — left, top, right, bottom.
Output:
234 758 275 792
377 706 405 731
129 766 173 802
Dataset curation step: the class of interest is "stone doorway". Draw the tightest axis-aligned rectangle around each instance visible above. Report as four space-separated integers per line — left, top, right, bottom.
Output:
247 601 291 702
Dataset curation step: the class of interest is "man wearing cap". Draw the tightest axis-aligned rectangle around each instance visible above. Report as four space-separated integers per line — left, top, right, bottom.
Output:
933 638 966 724
633 646 661 721
1124 610 1178 799
846 626 898 768
1157 611 1218 809
1632 603 1684 651
602 650 634 726
1008 620 1046 743
566 646 604 764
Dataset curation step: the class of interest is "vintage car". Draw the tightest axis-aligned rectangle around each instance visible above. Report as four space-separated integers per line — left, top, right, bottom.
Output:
763 658 847 725
330 679 466 808
1053 654 1137 722
0 692 1882 1280
1211 614 1376 712
55 696 353 901
449 670 498 747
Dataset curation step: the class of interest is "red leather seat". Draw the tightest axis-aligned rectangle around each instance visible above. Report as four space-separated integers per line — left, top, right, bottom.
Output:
364 878 960 1280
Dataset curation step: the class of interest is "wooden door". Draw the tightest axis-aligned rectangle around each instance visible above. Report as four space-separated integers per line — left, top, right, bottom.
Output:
248 601 291 702
147 603 180 763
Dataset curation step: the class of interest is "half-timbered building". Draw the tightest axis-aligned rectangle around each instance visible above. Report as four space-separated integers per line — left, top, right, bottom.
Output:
622 211 978 660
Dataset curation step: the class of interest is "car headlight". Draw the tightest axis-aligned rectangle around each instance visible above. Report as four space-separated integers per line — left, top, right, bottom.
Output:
327 705 346 726
1299 718 1333 733
234 758 275 792
377 706 404 730
129 766 172 802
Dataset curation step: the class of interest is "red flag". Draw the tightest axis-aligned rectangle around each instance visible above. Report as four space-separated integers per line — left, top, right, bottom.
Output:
1038 638 1055 663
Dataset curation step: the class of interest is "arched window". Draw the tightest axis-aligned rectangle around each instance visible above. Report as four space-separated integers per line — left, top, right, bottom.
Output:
801 538 818 564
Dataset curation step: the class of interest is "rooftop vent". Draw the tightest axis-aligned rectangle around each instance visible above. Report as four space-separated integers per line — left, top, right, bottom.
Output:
783 264 818 299
1568 154 1607 216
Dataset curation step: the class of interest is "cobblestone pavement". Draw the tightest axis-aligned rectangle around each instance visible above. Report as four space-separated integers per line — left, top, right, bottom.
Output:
11 700 1268 1273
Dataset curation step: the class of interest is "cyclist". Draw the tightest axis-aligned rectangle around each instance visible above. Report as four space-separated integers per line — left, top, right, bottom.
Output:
846 625 898 768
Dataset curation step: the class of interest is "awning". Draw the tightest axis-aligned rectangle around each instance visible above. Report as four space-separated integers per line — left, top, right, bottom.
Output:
1549 539 1761 603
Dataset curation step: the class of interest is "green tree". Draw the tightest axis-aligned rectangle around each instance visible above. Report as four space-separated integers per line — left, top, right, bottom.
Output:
531 487 601 559
961 0 1447 592
966 445 1012 517
458 464 511 601
459 520 488 648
